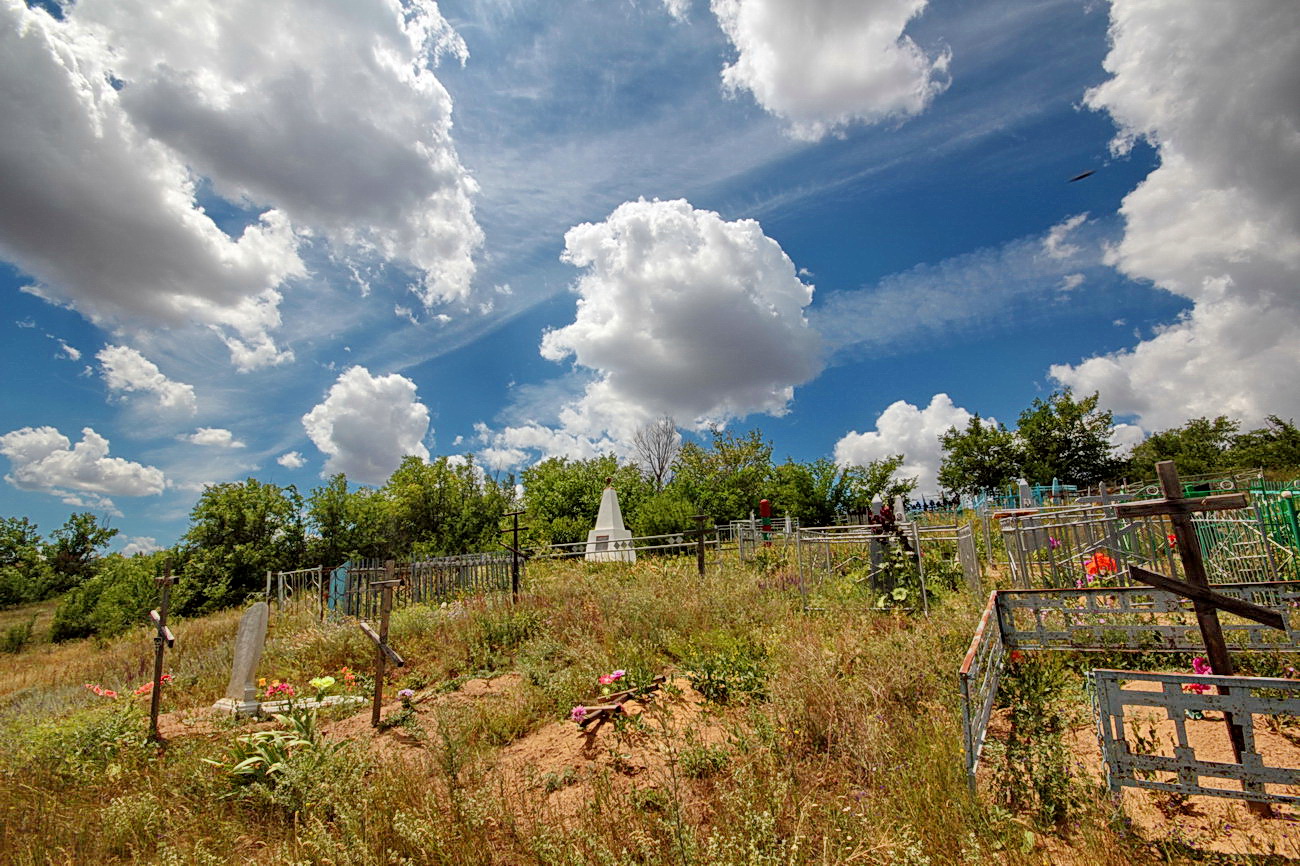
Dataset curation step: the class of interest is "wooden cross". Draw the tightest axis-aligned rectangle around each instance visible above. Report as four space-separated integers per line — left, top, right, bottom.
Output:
693 514 710 577
499 510 526 603
148 572 176 741
358 561 405 727
1117 461 1284 810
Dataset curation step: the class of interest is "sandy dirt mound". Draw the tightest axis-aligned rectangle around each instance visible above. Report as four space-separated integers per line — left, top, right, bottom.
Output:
982 679 1300 859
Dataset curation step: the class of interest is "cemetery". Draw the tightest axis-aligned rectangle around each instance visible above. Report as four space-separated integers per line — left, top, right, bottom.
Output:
0 461 1298 863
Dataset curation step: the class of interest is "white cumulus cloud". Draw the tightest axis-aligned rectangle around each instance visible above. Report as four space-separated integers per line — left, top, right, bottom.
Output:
0 426 166 511
0 0 483 372
479 198 821 465
120 536 161 556
97 345 197 414
711 0 950 139
833 393 979 496
185 428 245 448
72 0 482 309
1051 0 1300 429
303 366 430 484
277 451 307 469
0 0 305 370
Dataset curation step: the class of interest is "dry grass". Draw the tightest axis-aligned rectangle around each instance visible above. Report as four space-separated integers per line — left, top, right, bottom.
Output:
0 554 1251 864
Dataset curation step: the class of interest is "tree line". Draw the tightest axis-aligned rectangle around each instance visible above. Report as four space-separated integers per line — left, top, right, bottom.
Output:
5 394 1296 641
936 389 1300 495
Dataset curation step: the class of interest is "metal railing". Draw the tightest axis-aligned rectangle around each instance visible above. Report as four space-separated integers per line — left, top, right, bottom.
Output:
1092 669 1300 806
959 592 1005 792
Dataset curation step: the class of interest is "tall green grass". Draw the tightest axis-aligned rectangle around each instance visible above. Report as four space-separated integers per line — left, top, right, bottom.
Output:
0 555 1172 864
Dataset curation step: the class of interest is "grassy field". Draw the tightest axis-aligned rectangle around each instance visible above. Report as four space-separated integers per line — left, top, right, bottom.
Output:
0 554 1293 864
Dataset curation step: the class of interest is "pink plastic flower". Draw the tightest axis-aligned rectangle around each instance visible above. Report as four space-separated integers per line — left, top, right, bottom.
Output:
1048 537 1060 550
570 705 587 723
84 683 118 698
1191 657 1212 676
265 682 295 699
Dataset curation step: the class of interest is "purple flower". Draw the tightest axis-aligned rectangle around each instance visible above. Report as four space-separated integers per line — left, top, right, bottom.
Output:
1048 536 1060 550
570 705 587 723
398 688 415 699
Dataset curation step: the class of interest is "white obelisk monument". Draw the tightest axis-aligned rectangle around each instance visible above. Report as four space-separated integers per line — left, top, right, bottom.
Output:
585 478 635 562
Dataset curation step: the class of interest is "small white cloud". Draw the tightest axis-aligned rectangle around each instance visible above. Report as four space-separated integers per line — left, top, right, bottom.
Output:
663 0 691 20
97 345 197 414
15 318 35 329
0 425 166 508
45 335 81 360
712 0 950 139
1059 273 1085 293
184 428 246 448
394 305 419 325
277 451 306 469
120 536 161 556
833 393 986 496
302 366 430 484
1109 423 1145 456
1043 214 1089 260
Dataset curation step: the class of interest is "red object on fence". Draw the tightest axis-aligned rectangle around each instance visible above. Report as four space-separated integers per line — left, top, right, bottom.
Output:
760 498 772 547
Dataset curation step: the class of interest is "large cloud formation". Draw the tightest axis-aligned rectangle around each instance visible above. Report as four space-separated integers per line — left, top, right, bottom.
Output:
1050 0 1300 429
0 0 481 370
711 0 950 139
833 393 976 496
480 198 821 467
0 426 166 513
302 366 430 485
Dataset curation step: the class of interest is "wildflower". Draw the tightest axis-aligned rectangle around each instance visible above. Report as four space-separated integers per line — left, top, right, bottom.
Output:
1048 536 1060 550
570 705 587 723
84 683 118 698
398 688 415 700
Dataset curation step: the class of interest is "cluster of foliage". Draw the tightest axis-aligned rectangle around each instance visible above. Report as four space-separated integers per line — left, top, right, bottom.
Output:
938 389 1125 493
524 426 914 545
939 389 1300 494
0 513 118 610
1127 414 1300 478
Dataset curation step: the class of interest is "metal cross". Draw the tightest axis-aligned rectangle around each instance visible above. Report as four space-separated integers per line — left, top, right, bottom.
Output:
148 572 176 740
1117 461 1283 810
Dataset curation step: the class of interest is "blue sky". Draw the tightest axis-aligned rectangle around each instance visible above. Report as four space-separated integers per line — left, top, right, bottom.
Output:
2 0 1297 553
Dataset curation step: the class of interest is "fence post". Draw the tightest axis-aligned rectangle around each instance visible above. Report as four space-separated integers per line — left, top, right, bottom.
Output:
265 569 272 602
318 564 327 621
1282 491 1300 551
511 511 521 603
694 514 708 577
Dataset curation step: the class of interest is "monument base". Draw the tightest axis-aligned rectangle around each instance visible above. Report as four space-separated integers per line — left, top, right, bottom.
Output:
585 527 635 562
211 697 263 717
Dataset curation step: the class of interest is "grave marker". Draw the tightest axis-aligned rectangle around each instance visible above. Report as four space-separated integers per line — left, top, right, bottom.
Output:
359 561 406 727
148 573 176 740
1117 461 1285 811
212 601 270 716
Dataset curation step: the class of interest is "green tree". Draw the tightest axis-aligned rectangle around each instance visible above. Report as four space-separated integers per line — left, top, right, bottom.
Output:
0 516 49 608
937 416 1023 495
44 512 118 594
51 551 168 642
1016 390 1123 486
522 455 650 546
383 455 514 557
669 428 774 522
306 474 389 565
177 479 306 614
768 456 914 526
1227 416 1300 472
1126 416 1238 479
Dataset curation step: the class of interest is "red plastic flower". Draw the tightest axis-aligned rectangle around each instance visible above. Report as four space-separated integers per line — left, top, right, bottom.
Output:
1085 552 1117 575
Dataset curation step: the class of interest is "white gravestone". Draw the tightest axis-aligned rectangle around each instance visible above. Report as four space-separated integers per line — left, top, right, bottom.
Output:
212 601 269 716
585 480 635 563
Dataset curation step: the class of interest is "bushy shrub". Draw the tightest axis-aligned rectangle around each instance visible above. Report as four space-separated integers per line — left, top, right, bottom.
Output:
51 553 165 642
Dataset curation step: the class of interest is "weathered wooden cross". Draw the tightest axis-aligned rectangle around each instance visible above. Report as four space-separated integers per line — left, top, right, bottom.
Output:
499 510 526 603
358 561 405 727
1117 461 1285 809
148 572 176 740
